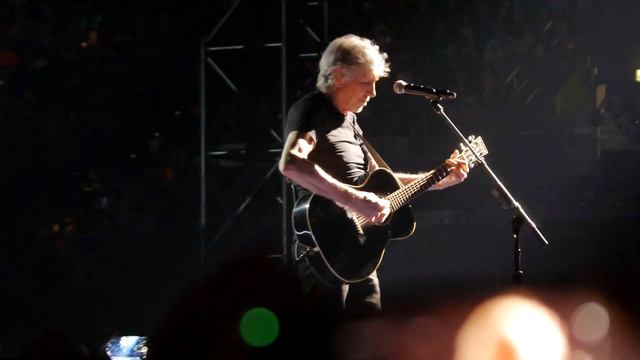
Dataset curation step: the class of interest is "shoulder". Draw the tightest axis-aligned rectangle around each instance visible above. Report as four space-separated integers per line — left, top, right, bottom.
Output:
287 91 333 133
288 91 327 117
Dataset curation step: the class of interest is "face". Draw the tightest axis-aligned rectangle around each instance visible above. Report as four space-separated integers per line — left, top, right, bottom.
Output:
332 66 378 114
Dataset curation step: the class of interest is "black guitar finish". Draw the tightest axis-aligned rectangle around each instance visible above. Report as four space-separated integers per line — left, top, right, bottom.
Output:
293 168 416 284
292 136 487 285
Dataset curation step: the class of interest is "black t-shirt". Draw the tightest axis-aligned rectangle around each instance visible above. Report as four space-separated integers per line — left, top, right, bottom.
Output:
285 91 369 188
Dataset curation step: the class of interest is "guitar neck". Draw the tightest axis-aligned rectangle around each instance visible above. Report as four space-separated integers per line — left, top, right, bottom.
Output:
387 164 450 212
383 135 486 213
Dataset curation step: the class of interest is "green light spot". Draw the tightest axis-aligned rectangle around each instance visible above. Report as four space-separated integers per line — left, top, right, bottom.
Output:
239 307 279 347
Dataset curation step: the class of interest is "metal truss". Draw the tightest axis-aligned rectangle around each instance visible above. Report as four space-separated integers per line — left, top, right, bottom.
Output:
198 0 328 272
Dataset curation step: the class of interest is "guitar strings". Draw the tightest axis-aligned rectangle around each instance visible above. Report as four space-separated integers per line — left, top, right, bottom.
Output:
352 144 482 227
354 168 440 227
387 151 467 208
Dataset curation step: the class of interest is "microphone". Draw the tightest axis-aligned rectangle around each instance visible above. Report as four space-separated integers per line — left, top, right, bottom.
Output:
393 80 457 101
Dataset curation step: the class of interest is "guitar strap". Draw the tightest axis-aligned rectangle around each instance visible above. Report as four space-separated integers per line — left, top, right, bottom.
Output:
363 138 392 171
348 116 392 172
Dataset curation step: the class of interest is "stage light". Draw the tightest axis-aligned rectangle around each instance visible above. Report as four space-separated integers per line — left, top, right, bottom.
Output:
239 307 280 347
454 294 568 360
571 302 610 345
635 69 640 82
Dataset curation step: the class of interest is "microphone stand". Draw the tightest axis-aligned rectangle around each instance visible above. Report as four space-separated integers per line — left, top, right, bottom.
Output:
429 100 549 286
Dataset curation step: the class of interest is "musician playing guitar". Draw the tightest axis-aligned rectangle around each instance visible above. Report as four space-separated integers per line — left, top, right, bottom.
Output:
278 34 470 317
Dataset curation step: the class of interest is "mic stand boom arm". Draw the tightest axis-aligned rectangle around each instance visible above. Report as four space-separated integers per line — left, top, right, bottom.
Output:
429 100 549 284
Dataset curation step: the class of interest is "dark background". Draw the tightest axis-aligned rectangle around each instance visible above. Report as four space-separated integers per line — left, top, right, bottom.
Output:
2 0 639 357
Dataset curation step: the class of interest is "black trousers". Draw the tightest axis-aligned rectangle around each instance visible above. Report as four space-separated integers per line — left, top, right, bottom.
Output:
291 239 382 319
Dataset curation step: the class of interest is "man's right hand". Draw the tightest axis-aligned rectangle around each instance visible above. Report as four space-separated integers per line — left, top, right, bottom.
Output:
345 190 391 225
279 131 391 224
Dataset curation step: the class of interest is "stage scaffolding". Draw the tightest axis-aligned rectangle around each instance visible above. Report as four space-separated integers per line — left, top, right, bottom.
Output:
198 0 328 273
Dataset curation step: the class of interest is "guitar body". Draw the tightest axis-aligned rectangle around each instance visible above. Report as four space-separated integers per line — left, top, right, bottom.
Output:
293 168 416 285
291 135 488 286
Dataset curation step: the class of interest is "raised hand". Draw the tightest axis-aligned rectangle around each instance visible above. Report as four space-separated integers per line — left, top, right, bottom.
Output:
445 149 469 184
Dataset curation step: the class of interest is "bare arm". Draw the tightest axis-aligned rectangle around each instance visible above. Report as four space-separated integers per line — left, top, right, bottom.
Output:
279 131 354 204
279 131 390 223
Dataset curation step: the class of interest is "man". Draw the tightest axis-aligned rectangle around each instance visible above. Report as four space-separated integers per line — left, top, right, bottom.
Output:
279 34 469 317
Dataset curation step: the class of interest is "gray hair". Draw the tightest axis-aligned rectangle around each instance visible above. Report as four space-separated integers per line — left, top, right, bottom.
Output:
316 34 390 93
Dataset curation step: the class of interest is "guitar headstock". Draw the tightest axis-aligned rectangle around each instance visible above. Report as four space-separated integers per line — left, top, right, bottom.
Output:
459 135 488 168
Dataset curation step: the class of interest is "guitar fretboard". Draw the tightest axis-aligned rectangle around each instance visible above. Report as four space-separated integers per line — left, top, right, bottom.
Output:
352 135 486 226
387 164 450 212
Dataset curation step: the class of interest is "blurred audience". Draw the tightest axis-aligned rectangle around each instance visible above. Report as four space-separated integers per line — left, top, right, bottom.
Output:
147 254 333 360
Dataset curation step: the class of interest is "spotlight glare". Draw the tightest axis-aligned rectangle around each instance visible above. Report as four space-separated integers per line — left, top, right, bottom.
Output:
239 307 280 348
571 302 610 345
455 294 568 360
